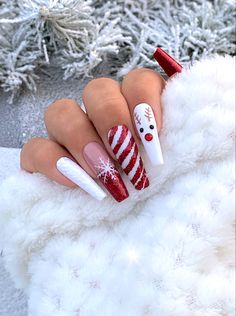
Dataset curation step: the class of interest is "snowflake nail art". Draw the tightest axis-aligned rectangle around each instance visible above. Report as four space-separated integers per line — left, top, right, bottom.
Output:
83 142 129 202
95 157 119 183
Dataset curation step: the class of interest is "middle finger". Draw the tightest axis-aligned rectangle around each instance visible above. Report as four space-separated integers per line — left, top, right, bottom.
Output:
83 77 149 191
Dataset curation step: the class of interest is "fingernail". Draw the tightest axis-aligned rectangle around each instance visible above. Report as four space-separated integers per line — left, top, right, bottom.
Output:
56 157 107 201
134 103 164 166
83 142 129 202
108 125 149 190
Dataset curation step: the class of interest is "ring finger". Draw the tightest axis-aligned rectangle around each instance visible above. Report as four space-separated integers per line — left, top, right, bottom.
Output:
44 99 129 202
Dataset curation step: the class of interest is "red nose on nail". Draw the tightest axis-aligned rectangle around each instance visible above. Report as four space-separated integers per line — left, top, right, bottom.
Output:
145 133 153 141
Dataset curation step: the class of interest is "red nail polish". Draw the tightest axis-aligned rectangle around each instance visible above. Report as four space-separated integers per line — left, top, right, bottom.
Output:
83 142 129 202
108 125 149 190
153 47 183 77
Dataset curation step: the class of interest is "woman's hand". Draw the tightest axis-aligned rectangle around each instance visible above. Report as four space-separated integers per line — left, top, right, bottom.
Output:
20 68 165 202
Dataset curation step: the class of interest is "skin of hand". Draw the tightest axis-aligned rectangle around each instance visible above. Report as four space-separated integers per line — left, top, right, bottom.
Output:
20 68 165 202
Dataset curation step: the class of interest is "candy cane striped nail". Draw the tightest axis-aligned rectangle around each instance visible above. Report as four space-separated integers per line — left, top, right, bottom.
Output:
134 103 164 166
108 125 149 190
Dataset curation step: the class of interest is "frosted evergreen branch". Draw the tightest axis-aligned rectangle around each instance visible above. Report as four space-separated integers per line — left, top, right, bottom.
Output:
0 0 235 102
0 24 42 100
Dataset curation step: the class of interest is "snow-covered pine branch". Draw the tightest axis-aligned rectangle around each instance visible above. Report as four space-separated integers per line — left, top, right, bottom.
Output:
0 0 235 102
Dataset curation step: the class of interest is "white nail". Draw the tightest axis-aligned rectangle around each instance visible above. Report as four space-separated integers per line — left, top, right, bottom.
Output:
56 157 107 201
134 103 164 166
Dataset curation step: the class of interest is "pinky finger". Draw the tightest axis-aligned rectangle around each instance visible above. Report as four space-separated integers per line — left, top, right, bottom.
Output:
20 138 107 201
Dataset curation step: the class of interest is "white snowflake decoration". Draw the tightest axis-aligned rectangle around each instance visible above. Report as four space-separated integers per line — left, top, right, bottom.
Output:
95 157 118 183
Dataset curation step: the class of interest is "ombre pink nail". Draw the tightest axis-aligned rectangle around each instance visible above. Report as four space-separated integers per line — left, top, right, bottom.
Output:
83 142 129 202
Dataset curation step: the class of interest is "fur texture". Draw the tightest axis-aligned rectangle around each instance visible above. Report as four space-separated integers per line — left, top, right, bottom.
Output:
0 55 235 315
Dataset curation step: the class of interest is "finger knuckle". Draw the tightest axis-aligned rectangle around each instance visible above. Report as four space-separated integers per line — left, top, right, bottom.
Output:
123 68 165 94
62 118 82 136
20 137 48 170
34 139 51 159
100 96 123 109
44 98 77 124
127 68 156 80
21 137 44 153
83 77 117 97
34 139 56 170
20 140 33 169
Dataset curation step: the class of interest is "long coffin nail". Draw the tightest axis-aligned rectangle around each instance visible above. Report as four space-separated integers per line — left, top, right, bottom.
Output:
153 47 183 77
108 125 149 190
56 157 107 201
134 103 164 166
83 142 129 202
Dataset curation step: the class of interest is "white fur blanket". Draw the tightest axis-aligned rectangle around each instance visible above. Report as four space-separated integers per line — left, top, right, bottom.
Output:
0 56 235 316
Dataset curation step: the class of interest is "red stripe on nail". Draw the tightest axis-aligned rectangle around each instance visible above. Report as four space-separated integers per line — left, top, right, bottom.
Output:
135 174 149 190
108 125 149 190
123 144 138 174
108 126 118 145
118 136 135 165
131 158 144 185
112 126 128 155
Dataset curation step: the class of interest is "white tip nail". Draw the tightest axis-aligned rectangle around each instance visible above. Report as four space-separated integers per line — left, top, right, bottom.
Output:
56 157 107 201
134 103 164 166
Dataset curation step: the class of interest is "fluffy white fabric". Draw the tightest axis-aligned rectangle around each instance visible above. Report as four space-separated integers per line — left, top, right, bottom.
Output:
0 55 235 316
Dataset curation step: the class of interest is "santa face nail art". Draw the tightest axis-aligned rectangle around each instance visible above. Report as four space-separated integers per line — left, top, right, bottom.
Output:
134 103 164 166
83 142 129 202
108 125 149 190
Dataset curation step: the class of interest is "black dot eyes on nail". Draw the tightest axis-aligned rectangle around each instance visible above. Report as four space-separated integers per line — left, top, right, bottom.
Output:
149 125 154 129
140 128 144 133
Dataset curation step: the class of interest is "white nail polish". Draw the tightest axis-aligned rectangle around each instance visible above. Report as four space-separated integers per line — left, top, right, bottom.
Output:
56 157 107 201
134 103 164 166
